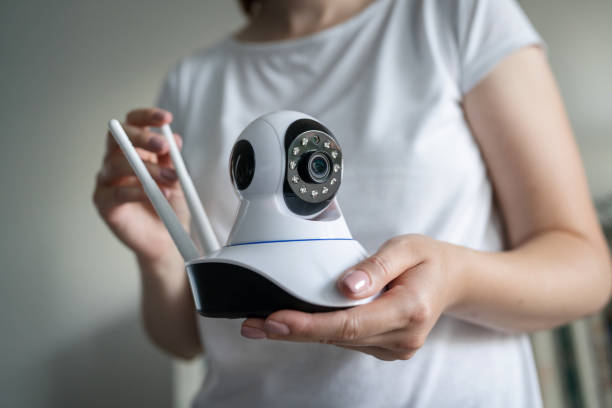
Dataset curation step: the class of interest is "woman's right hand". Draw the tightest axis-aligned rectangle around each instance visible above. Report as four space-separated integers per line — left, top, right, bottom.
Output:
93 108 190 264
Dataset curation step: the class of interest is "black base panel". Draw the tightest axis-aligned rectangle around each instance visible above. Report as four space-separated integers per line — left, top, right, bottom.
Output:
187 262 345 318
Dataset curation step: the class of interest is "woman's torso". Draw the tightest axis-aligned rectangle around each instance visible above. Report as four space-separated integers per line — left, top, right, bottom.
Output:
157 0 543 406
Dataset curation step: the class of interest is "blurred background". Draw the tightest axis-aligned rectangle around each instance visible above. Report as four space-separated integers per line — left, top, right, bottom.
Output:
0 1 610 407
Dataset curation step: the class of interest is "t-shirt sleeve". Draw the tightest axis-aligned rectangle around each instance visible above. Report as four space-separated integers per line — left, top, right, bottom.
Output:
456 0 544 93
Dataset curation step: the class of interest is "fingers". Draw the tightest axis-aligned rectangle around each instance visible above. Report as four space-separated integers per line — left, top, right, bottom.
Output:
337 235 427 299
106 123 170 155
105 108 180 155
126 108 173 127
242 286 414 343
238 315 418 361
157 133 183 167
98 150 178 186
333 344 406 361
93 183 171 216
102 185 148 206
240 318 266 339
332 328 424 355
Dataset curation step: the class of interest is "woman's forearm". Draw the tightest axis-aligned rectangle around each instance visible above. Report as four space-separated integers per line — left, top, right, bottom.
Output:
448 230 612 332
138 252 203 359
456 47 612 333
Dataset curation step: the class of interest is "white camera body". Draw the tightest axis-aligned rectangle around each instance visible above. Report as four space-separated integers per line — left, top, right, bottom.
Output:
109 111 375 319
187 111 374 317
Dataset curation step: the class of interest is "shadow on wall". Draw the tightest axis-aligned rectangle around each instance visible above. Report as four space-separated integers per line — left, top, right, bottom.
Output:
45 313 173 408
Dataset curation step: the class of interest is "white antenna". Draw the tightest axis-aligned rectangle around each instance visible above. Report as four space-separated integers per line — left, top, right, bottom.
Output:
160 124 220 254
108 119 201 262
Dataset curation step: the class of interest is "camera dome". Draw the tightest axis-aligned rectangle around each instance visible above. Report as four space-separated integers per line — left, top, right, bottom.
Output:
229 111 342 218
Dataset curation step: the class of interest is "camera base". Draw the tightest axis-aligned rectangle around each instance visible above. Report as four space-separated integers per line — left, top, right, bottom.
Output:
186 239 375 318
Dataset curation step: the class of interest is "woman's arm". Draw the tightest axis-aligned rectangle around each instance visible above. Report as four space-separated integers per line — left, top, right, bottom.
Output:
93 108 203 359
240 46 612 360
138 254 203 360
454 45 611 330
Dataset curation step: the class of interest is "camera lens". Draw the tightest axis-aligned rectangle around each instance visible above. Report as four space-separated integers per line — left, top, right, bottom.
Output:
306 152 331 183
230 140 255 190
310 155 328 178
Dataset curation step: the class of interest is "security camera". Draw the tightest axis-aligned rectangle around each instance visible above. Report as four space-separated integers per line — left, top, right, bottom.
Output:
229 110 343 218
109 111 375 319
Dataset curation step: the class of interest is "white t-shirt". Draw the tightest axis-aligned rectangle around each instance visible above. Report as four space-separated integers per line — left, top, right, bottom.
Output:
157 0 544 406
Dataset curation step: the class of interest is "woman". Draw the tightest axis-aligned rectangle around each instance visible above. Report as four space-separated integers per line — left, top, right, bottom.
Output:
93 0 611 406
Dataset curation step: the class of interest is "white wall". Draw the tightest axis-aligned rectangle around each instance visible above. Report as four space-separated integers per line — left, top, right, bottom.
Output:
0 1 243 406
519 0 612 199
0 1 610 407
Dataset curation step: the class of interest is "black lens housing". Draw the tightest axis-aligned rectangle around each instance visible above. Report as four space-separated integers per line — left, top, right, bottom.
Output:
283 119 341 216
230 140 255 190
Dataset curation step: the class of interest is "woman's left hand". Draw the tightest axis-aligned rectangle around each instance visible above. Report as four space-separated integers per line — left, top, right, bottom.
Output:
240 234 465 361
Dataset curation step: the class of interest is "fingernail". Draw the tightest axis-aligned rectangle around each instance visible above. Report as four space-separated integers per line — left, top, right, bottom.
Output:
152 111 166 122
148 136 166 151
264 320 290 336
162 188 171 199
342 270 370 294
161 168 177 181
241 326 266 339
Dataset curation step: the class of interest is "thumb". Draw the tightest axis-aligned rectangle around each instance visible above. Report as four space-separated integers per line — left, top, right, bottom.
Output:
337 236 419 299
